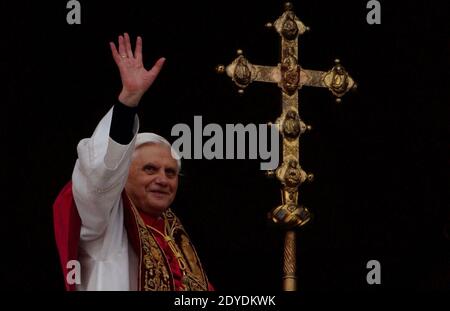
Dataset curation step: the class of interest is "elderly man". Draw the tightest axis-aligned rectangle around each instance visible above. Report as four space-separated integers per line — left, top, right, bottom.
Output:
53 33 212 291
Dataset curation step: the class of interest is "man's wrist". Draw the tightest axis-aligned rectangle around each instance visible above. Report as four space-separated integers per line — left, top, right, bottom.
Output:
118 90 143 107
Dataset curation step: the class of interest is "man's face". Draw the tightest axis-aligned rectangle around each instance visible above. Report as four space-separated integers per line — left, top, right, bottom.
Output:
125 143 179 216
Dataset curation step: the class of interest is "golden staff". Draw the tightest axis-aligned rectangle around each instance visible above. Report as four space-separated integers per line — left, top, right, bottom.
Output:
217 2 356 291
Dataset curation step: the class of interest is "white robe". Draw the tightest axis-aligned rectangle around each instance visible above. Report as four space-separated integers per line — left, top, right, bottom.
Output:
71 107 139 290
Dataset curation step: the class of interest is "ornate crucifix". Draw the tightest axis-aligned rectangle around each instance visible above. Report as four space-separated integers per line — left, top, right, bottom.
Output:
217 2 356 291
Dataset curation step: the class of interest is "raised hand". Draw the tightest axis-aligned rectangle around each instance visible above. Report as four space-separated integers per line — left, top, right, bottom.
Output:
110 33 165 107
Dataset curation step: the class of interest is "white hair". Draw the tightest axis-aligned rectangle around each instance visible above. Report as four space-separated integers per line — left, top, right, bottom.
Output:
135 133 182 170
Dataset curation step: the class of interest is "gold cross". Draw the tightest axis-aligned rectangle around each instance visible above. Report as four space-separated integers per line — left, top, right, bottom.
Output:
217 2 356 291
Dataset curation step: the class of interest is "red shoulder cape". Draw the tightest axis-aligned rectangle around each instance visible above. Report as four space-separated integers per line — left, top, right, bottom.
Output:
53 181 80 291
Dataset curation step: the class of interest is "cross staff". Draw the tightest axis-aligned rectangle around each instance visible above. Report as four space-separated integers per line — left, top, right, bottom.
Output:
217 2 356 291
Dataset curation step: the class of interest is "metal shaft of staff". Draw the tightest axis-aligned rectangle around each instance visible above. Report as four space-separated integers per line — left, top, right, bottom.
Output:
283 230 296 291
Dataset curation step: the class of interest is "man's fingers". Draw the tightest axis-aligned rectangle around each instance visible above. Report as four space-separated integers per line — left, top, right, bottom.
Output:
135 36 143 64
124 33 133 58
109 42 121 65
154 57 166 70
151 57 166 75
146 57 166 81
118 35 126 58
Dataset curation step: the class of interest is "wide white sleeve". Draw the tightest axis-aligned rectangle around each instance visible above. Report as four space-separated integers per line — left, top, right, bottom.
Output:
72 106 139 242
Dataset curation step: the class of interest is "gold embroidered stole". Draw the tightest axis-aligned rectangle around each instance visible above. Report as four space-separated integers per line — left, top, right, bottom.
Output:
124 195 209 291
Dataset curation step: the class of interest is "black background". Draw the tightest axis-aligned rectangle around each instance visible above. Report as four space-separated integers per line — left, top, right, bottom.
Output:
1 0 448 292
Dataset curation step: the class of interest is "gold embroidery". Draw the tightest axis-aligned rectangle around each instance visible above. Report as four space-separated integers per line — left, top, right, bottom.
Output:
165 209 209 291
127 200 209 291
129 203 174 291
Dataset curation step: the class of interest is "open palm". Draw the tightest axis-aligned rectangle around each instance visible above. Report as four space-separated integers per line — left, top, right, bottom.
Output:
110 33 165 107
